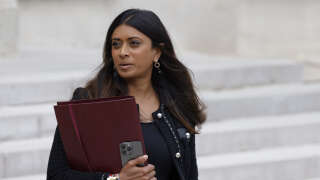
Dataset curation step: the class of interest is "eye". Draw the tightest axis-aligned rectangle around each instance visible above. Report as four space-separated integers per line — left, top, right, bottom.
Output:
130 40 140 47
112 41 121 49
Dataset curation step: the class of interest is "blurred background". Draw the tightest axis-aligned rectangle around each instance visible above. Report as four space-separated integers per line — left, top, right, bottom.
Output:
1 0 320 180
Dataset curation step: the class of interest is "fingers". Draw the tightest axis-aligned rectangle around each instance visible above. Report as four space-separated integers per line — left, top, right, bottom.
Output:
141 164 155 176
120 155 156 180
129 164 155 179
144 168 156 180
126 155 148 168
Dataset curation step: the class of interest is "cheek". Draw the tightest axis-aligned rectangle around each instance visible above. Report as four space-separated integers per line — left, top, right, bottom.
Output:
111 50 122 68
133 54 153 71
132 48 154 64
111 50 118 62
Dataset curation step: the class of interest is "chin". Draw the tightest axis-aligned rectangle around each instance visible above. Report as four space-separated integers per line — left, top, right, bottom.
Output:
118 71 137 80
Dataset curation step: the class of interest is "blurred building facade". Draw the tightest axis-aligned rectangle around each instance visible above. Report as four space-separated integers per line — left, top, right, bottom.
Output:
2 0 320 60
1 1 320 180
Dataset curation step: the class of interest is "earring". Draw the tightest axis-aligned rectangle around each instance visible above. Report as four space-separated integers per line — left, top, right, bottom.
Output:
154 61 161 74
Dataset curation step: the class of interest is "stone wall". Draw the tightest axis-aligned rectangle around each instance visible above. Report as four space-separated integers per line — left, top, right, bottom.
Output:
0 0 18 58
8 0 320 61
236 0 320 60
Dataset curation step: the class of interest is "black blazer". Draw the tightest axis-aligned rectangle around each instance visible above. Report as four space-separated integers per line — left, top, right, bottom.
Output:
46 87 199 180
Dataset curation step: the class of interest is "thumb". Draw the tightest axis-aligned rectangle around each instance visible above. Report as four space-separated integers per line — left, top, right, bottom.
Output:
127 155 148 167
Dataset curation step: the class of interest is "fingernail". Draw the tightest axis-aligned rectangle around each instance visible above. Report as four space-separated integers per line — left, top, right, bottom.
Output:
143 155 148 160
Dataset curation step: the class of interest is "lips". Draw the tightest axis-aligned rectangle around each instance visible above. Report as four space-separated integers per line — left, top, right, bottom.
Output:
119 63 132 66
119 63 133 70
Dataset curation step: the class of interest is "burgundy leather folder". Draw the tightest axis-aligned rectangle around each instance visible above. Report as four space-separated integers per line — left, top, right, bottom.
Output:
54 96 146 173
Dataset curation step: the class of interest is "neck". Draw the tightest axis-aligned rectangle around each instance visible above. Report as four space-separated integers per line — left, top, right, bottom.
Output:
126 77 155 102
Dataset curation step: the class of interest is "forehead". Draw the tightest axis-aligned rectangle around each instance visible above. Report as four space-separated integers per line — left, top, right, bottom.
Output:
111 24 147 40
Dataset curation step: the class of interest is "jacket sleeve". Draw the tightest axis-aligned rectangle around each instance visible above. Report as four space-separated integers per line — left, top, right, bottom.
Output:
46 87 106 180
189 133 199 180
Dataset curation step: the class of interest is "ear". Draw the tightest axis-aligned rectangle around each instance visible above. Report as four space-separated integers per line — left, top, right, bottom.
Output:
154 50 161 62
153 43 164 62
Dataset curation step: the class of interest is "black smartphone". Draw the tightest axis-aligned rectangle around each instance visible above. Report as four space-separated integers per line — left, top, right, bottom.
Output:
119 141 145 167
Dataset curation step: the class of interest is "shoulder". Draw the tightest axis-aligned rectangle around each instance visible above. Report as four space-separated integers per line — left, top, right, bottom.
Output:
71 87 90 101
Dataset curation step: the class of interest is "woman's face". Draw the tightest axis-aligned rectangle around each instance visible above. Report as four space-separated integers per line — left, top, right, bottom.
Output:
111 24 161 81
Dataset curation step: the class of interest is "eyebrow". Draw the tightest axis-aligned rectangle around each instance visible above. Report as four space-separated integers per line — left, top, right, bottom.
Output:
112 36 142 41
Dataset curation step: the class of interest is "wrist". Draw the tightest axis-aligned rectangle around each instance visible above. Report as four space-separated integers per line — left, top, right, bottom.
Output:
101 173 120 180
113 173 120 180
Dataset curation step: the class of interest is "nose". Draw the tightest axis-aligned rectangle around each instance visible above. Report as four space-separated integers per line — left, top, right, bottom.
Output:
119 44 129 58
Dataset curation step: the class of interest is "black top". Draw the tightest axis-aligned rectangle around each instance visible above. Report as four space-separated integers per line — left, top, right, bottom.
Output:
140 122 176 180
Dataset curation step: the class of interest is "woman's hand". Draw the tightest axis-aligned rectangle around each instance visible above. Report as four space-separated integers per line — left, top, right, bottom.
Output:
119 155 157 180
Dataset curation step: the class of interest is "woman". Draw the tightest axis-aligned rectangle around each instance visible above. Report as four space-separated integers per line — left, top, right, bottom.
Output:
47 8 206 180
